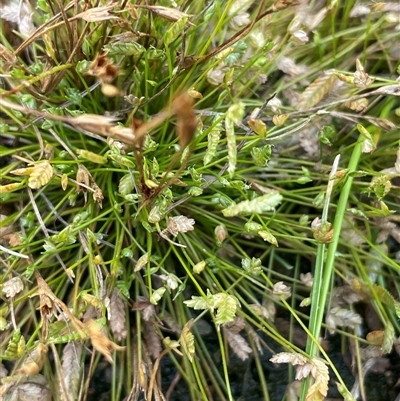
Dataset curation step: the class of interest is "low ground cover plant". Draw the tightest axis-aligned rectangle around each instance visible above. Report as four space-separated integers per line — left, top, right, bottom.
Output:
0 1 400 400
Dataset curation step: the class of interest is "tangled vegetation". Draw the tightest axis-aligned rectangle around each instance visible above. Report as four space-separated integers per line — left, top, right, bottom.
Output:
0 0 400 400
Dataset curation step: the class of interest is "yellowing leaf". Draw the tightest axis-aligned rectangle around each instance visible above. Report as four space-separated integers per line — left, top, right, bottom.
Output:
297 71 337 111
28 161 53 189
180 319 195 362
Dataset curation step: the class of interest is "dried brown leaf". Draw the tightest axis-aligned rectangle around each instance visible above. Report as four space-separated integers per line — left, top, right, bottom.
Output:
15 343 48 376
85 319 125 364
297 71 337 111
172 94 198 148
2 277 24 298
61 342 82 401
135 5 192 22
143 321 162 360
74 3 118 22
132 296 156 321
223 327 252 361
109 289 127 341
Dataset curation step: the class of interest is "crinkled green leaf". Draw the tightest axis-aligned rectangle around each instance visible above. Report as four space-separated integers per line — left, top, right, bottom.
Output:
104 42 146 56
258 230 278 246
222 191 282 217
164 17 188 45
184 289 215 310
204 120 223 165
180 319 195 362
226 103 245 178
241 257 262 275
119 174 134 196
251 145 272 167
214 293 239 325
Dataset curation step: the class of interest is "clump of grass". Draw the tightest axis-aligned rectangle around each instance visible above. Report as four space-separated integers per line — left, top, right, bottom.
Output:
1 1 400 401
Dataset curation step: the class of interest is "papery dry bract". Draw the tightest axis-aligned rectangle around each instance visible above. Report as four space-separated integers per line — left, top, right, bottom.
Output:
2 277 24 298
270 351 307 365
0 374 51 401
159 273 181 290
354 59 374 89
248 118 267 136
344 98 368 112
206 69 225 85
326 307 363 334
92 183 104 208
270 353 328 401
0 0 35 36
273 281 291 299
300 272 314 287
28 162 53 189
76 164 90 202
166 215 195 236
305 358 329 401
215 224 228 245
75 3 118 22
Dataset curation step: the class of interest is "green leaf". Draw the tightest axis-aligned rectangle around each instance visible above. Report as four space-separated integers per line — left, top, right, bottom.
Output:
222 191 282 217
204 119 223 165
119 174 135 196
104 42 146 56
225 103 245 178
188 186 203 196
164 17 188 45
150 287 166 305
214 293 239 325
251 145 272 166
184 289 215 310
241 257 262 275
296 176 313 184
180 320 195 362
258 230 278 246
244 221 263 232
